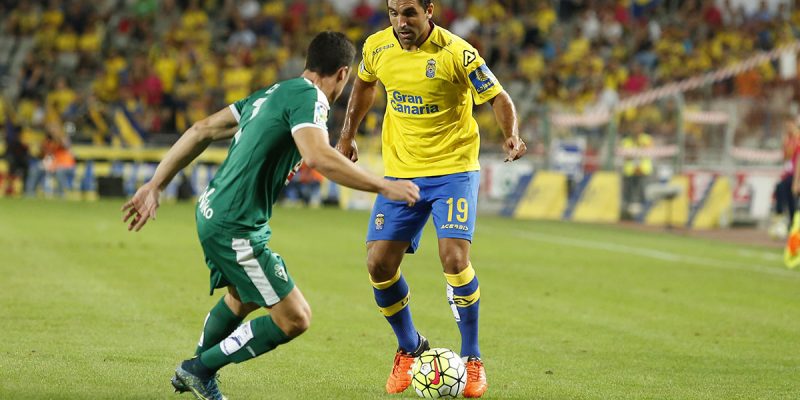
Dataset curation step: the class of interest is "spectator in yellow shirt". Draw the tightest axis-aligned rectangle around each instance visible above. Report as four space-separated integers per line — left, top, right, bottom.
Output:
221 56 253 105
42 0 64 28
46 77 77 117
78 19 104 55
55 25 79 53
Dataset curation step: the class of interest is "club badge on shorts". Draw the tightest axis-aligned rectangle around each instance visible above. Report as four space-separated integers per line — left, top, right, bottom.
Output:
375 213 385 230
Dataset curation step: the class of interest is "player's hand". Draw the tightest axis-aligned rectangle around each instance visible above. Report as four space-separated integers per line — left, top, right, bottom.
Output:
380 179 420 206
121 182 161 232
503 135 527 162
335 137 359 163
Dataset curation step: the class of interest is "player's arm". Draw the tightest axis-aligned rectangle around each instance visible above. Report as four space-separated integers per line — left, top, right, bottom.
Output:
122 107 238 231
294 127 419 203
336 77 378 162
488 90 527 162
149 107 239 189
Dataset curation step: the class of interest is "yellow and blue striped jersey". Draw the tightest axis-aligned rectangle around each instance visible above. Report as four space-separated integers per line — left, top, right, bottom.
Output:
358 24 503 178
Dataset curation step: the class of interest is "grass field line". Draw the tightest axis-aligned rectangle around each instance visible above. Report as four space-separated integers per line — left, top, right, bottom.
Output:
493 227 799 279
736 248 783 262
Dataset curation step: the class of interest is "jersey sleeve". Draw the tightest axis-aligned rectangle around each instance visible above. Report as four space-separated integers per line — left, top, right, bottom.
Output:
357 42 379 83
454 41 504 105
229 96 249 122
288 87 330 134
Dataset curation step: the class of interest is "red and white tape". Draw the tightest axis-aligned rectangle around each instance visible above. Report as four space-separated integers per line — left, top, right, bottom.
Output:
683 110 730 125
729 147 783 163
616 145 679 158
551 41 800 128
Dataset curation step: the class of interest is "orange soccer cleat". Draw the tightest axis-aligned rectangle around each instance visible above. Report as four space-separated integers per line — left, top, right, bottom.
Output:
463 356 487 398
385 335 429 394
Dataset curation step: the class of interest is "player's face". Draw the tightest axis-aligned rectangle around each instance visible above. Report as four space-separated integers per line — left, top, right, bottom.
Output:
388 0 432 49
333 67 351 102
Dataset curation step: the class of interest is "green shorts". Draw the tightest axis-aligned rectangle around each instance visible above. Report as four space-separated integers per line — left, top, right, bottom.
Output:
199 232 295 308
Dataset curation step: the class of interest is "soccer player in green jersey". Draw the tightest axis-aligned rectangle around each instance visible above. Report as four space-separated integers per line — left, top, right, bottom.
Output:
121 32 420 400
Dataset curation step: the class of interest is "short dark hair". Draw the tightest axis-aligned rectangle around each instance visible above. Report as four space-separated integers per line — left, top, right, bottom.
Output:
418 0 433 8
305 31 356 76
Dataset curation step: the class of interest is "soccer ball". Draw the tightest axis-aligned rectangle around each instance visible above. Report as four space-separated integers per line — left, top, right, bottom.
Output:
769 219 788 240
411 348 467 398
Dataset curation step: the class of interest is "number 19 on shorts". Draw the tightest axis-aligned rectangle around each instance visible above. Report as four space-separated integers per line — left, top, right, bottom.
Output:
446 197 468 223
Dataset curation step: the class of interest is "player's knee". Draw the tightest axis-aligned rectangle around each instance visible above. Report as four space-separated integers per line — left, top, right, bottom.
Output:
367 260 399 282
440 252 469 273
284 304 312 337
366 255 399 282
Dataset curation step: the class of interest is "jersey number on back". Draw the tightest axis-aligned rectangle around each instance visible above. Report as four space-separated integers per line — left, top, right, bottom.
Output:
249 98 267 121
235 85 280 143
249 84 281 121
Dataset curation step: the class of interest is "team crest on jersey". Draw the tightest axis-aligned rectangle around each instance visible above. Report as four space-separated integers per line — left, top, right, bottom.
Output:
375 213 385 230
426 59 436 79
314 101 328 126
468 64 497 94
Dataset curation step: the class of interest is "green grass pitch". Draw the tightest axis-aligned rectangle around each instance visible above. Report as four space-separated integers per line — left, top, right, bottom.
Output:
0 199 797 399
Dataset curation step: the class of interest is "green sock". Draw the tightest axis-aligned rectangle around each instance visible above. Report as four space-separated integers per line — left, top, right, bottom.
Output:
199 315 290 371
195 297 243 355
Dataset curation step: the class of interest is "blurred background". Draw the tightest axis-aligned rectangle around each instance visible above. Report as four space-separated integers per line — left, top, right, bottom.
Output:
1 0 799 240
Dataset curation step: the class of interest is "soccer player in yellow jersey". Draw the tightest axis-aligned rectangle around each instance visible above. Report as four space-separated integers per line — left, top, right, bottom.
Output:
337 1 527 397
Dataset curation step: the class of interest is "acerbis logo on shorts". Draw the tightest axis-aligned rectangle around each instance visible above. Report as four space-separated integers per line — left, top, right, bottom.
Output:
440 223 469 231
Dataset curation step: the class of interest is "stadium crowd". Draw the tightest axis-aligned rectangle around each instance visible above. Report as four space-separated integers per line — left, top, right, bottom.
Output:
1 0 799 195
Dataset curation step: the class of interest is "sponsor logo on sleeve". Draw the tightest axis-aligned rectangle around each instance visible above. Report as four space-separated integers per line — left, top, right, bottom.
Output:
468 64 497 94
314 101 329 126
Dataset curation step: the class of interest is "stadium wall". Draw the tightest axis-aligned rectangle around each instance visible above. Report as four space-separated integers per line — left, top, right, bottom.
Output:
0 143 779 230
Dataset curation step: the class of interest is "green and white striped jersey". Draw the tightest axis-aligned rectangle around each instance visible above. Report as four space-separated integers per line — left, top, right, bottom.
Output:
196 77 330 237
